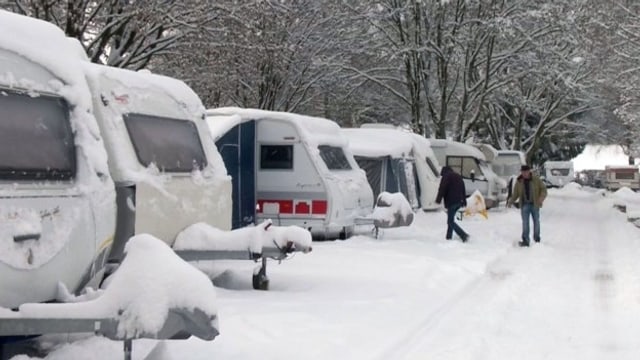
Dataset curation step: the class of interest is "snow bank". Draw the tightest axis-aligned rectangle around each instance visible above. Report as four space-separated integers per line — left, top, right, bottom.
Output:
550 182 592 198
19 235 218 338
370 192 414 228
173 220 313 254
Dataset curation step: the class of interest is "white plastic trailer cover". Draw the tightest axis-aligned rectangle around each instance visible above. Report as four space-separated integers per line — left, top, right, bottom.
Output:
0 10 116 307
207 108 374 239
85 64 232 246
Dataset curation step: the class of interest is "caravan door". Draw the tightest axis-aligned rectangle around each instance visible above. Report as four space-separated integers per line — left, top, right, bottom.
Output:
216 121 256 229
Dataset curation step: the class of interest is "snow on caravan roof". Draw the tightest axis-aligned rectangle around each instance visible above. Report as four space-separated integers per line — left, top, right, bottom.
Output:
84 64 205 119
0 10 88 95
545 161 573 168
0 10 110 187
429 139 487 160
342 128 414 158
206 107 347 148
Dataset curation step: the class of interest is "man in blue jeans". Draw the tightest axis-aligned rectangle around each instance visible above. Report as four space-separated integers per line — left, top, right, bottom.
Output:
508 165 547 247
436 166 469 242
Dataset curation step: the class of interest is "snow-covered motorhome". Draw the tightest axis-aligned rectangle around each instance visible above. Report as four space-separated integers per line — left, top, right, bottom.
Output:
0 11 116 309
83 63 232 257
604 165 640 191
491 149 526 201
342 127 441 211
429 139 507 209
206 108 374 240
542 161 575 188
0 11 220 351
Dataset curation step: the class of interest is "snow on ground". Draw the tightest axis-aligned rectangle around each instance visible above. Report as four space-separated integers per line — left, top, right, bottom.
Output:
9 186 640 360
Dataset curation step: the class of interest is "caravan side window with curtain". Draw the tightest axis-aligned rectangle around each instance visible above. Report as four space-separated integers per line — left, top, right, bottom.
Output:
318 145 352 170
0 89 76 181
124 113 208 172
260 145 293 170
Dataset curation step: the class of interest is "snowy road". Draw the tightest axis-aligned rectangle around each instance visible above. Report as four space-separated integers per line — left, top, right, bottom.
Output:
12 187 640 360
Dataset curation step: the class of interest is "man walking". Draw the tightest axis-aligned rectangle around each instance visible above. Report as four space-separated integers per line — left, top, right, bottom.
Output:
436 166 469 242
508 165 547 247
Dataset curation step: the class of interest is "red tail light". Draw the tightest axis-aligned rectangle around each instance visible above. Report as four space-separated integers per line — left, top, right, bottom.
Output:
295 201 310 214
257 200 293 214
312 200 327 214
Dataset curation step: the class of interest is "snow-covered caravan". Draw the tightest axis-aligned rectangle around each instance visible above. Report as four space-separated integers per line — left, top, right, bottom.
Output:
542 161 575 188
342 128 441 211
207 108 374 240
0 11 116 308
83 63 232 256
604 165 640 191
493 150 527 201
429 139 507 209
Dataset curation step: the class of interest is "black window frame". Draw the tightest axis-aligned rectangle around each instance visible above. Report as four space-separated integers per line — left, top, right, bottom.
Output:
124 113 208 173
0 88 76 181
260 144 294 170
318 145 352 171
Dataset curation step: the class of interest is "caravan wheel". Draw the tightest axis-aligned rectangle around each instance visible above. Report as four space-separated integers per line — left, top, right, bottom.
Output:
252 273 269 290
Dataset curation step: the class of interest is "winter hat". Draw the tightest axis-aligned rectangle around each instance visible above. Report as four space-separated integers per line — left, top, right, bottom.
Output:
520 165 531 171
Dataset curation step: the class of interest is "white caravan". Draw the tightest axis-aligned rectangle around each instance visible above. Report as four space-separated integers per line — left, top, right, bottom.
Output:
0 12 116 309
604 165 640 191
342 127 441 211
542 161 575 188
429 139 507 209
83 63 232 255
491 149 526 202
207 108 374 240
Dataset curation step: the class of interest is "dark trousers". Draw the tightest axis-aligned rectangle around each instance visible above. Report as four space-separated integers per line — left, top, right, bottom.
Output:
446 205 468 240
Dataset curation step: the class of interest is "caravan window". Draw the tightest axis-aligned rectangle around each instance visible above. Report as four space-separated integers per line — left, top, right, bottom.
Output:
447 156 482 179
550 168 570 176
0 90 76 181
318 145 352 170
615 171 635 180
260 145 293 170
124 113 207 172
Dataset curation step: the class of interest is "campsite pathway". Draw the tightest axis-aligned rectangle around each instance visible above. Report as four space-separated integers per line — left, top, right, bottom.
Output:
381 191 640 360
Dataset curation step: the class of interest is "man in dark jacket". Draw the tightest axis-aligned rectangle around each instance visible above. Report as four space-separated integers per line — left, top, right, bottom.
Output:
435 166 469 242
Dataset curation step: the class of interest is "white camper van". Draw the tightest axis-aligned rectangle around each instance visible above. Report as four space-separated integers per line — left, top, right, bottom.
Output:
542 161 575 188
604 165 640 191
0 12 116 309
429 139 507 209
83 63 232 255
207 108 374 240
491 150 527 202
342 127 441 211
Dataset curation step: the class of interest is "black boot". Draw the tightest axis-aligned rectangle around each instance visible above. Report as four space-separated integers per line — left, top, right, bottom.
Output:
518 241 530 247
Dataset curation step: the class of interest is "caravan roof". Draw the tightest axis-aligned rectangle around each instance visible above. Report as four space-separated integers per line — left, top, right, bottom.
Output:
429 139 487 160
342 128 414 158
206 107 347 148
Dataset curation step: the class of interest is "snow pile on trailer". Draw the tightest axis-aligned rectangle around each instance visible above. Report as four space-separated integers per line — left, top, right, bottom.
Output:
174 220 313 254
369 192 414 228
16 234 218 338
